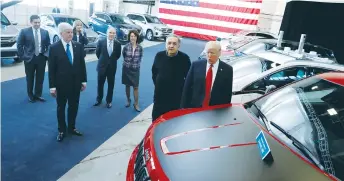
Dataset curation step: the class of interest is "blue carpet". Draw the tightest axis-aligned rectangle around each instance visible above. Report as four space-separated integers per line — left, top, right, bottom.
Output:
1 38 206 181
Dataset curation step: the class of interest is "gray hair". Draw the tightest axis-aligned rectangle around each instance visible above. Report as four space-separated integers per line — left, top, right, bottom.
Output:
58 22 73 34
166 34 181 44
107 26 116 34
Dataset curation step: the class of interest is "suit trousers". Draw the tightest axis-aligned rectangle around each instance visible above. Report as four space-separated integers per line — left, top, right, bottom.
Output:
56 83 81 133
24 54 46 98
97 66 115 103
152 103 180 122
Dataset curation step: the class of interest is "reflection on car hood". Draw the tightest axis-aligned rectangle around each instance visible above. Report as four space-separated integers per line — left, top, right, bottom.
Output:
1 25 19 37
151 105 331 181
119 23 140 30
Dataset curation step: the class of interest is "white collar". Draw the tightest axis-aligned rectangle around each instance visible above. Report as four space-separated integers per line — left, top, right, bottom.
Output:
61 39 72 47
207 59 220 68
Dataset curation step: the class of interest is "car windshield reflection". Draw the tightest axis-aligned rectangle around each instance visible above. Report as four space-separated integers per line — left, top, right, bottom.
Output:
252 76 344 180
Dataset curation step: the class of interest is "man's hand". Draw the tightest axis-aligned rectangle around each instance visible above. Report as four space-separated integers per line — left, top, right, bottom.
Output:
81 83 86 91
50 89 57 97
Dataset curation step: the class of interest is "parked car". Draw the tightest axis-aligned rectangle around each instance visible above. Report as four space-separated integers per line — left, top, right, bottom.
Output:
126 13 173 41
199 38 336 62
1 0 21 63
39 13 101 52
88 12 144 44
127 71 344 181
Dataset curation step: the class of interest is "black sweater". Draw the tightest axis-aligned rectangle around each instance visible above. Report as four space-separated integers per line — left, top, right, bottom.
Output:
152 50 191 106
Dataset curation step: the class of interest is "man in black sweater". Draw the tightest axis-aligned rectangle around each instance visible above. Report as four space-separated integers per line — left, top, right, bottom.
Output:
151 35 191 122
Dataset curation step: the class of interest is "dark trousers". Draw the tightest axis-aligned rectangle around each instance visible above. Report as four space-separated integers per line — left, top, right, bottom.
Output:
56 85 81 133
152 103 180 122
24 54 46 98
97 66 115 103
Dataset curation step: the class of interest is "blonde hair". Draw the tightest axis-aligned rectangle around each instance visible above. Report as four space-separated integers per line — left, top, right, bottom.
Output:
73 20 83 29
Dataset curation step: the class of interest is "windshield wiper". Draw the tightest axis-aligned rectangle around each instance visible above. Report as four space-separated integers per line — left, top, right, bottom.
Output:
251 103 270 130
269 121 322 169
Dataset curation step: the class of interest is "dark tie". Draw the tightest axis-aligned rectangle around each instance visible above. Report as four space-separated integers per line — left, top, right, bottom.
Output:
66 44 72 64
203 64 213 107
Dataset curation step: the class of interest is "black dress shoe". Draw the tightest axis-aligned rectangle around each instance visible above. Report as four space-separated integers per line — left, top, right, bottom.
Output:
35 97 46 102
106 103 112 108
57 132 65 142
93 101 101 106
69 129 83 136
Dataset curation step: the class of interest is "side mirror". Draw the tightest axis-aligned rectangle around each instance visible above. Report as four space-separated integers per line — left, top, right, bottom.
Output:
216 37 221 41
265 85 276 94
46 22 54 27
141 21 146 24
11 21 18 25
106 20 112 24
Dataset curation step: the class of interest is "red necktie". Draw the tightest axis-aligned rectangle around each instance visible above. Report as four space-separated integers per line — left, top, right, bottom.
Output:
203 64 213 107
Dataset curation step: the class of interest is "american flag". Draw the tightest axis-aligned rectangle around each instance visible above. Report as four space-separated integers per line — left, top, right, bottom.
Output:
158 0 263 40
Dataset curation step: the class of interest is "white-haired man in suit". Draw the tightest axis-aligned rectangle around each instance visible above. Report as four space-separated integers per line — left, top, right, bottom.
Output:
48 22 87 142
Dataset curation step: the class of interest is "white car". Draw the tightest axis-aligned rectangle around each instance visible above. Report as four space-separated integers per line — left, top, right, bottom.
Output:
39 13 101 52
126 13 173 41
230 49 344 103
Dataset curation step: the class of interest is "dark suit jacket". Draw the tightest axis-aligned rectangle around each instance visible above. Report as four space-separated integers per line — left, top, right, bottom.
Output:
48 40 87 91
181 59 233 108
17 27 50 62
95 37 121 75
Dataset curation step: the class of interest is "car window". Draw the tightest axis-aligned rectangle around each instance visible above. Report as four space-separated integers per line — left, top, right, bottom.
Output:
243 66 308 93
135 15 146 22
253 77 344 180
145 15 162 24
1 12 11 26
110 15 134 24
308 67 334 76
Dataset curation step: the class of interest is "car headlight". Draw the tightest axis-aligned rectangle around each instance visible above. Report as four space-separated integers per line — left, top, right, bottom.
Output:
120 28 129 34
154 27 161 31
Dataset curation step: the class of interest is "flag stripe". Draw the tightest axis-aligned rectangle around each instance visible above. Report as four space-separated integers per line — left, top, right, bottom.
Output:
199 0 262 8
174 30 218 41
199 2 260 14
159 8 258 25
160 0 261 14
159 3 260 20
160 14 257 30
161 19 241 35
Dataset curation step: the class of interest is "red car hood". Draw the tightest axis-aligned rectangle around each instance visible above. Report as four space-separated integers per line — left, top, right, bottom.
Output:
144 105 336 181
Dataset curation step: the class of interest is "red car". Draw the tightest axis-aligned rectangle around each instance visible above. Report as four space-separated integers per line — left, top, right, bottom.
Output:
127 72 344 181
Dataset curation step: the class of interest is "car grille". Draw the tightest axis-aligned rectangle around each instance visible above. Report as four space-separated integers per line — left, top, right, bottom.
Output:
134 140 151 181
87 37 97 43
1 37 16 47
161 28 172 33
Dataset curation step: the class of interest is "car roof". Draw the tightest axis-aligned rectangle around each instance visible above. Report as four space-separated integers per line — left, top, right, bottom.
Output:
317 72 344 86
251 51 297 64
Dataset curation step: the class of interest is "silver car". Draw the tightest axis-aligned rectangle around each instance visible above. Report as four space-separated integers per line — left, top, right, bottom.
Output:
1 0 21 63
39 13 101 52
230 50 344 103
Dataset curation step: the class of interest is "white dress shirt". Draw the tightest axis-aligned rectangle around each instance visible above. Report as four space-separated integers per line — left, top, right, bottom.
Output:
50 40 86 92
206 59 220 90
32 27 41 53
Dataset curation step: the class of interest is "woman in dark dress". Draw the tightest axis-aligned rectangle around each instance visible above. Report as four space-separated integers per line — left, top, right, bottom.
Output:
122 30 143 112
72 20 88 57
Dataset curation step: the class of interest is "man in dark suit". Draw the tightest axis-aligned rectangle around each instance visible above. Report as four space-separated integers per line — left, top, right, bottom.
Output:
17 15 51 102
93 27 121 108
181 41 233 108
48 23 87 142
151 35 191 121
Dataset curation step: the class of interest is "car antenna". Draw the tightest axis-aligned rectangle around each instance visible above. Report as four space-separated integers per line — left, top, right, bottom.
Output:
276 30 284 50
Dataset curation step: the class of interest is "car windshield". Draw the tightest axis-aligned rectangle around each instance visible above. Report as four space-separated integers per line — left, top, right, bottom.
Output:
111 15 134 24
53 17 87 28
229 56 278 79
236 41 269 55
1 12 11 26
145 15 162 24
252 76 344 180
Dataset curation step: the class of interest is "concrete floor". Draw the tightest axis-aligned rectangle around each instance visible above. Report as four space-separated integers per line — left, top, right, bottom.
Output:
1 40 162 181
